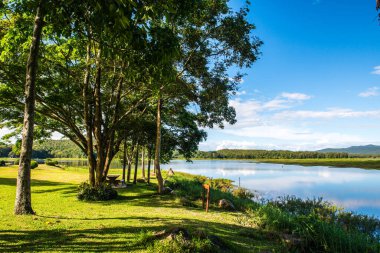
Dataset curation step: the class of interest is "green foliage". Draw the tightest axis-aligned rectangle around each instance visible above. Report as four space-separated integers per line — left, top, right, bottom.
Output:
195 149 369 159
269 196 380 235
30 160 38 169
0 160 5 166
166 174 258 210
232 187 255 199
44 158 58 166
236 197 380 253
147 233 214 253
0 145 11 157
33 140 85 158
77 182 118 201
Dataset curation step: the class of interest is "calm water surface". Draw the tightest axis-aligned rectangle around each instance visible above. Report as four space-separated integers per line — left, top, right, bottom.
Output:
58 159 380 217
161 160 380 218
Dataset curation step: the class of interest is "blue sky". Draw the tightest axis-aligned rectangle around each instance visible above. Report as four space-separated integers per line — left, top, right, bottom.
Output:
200 0 380 151
1 0 379 152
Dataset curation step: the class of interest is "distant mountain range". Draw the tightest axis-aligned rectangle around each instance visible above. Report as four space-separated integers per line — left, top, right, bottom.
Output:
318 145 380 155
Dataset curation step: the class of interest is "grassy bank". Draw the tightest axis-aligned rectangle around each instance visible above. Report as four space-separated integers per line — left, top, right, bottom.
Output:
0 165 280 252
1 164 379 252
255 158 380 169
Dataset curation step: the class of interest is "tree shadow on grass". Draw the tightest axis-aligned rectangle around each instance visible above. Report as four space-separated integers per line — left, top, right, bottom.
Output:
0 177 71 187
0 177 78 196
0 217 280 252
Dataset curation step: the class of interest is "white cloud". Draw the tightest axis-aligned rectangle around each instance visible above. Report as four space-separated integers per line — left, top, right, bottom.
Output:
215 140 256 150
222 125 363 144
235 90 247 96
371 66 380 75
358 87 379 97
228 92 312 125
280 92 312 101
274 108 380 120
201 90 380 151
262 92 311 111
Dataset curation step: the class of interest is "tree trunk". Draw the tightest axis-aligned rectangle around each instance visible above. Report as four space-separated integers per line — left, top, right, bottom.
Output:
94 49 104 186
127 162 132 183
83 41 96 186
122 139 127 184
133 145 139 184
147 145 152 184
15 3 44 215
154 95 164 194
141 147 145 179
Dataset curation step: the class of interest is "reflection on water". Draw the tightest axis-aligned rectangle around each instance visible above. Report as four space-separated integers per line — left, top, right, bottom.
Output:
58 159 380 217
161 160 380 218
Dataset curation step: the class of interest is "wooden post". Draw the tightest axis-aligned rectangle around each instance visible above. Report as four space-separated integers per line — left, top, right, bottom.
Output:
202 184 210 212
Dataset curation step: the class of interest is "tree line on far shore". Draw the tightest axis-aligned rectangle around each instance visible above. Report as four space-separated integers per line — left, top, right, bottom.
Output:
2 139 378 160
0 140 85 159
194 149 379 159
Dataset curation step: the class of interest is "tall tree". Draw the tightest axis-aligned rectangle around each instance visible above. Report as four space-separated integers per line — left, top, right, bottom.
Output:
14 0 45 215
151 0 262 193
1 1 162 186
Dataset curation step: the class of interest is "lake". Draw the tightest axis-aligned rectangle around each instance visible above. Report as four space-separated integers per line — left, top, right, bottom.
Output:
58 159 380 218
161 160 380 218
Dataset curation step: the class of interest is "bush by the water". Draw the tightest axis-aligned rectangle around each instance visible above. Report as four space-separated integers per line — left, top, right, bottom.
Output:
236 196 380 252
45 158 58 166
77 182 118 201
30 160 38 169
165 174 258 210
232 187 255 199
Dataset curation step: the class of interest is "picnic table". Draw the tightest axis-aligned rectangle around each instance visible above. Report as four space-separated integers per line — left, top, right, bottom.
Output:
107 174 120 186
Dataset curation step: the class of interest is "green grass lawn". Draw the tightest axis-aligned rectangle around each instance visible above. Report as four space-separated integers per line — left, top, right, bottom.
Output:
0 165 281 252
255 158 380 169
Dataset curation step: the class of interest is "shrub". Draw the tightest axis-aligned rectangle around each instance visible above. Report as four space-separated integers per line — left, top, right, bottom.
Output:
147 232 215 253
45 158 58 166
77 182 118 201
0 160 5 166
269 196 380 235
207 178 234 192
236 197 380 253
30 160 38 169
232 187 255 199
165 174 258 211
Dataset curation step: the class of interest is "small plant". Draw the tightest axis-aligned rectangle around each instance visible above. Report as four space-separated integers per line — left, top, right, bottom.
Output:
45 158 58 166
232 187 255 199
207 178 234 192
0 160 5 166
77 182 118 201
30 160 38 169
147 232 215 253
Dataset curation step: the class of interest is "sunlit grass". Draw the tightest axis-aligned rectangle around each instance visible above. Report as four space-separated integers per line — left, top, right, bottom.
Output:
0 165 281 252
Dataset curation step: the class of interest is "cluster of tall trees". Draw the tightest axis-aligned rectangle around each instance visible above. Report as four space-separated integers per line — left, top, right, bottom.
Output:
195 149 373 159
0 0 262 214
0 140 85 158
